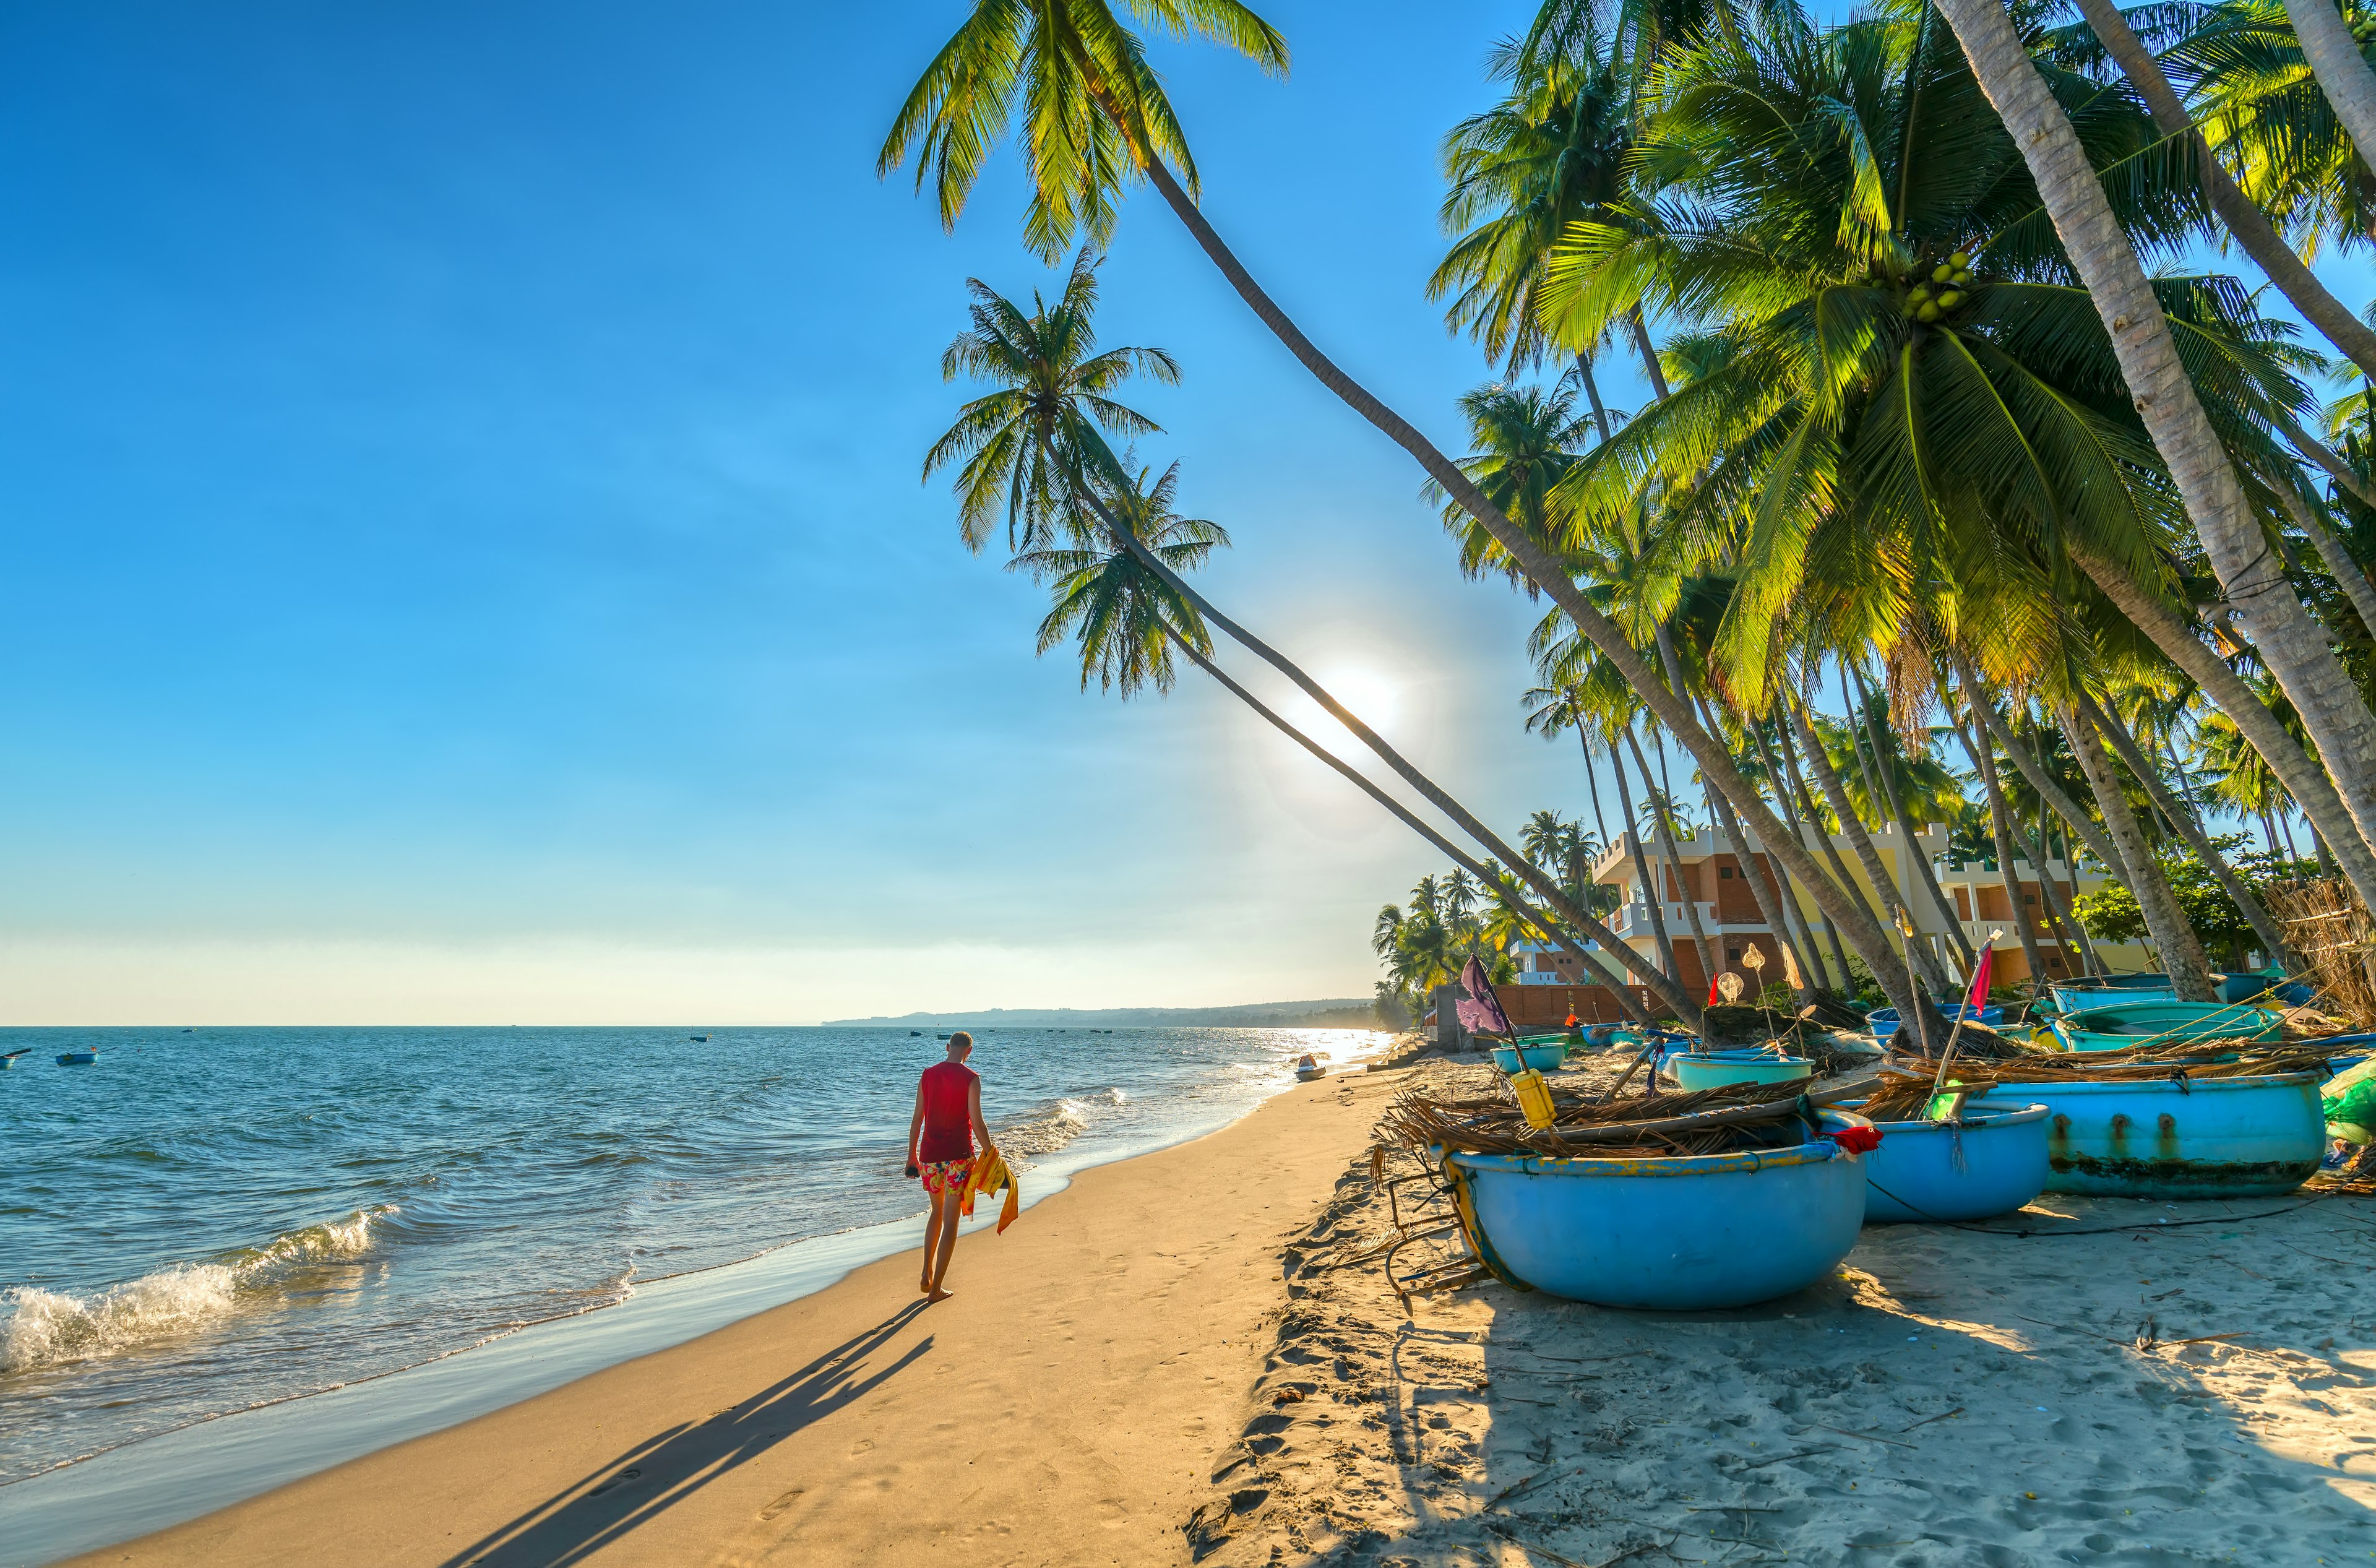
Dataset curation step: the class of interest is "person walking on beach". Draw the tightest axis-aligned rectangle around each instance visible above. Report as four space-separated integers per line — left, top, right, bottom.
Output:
906 1032 994 1303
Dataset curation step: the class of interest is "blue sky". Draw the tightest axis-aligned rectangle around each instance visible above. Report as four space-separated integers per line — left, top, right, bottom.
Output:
1 0 1662 1022
0 2 2357 1023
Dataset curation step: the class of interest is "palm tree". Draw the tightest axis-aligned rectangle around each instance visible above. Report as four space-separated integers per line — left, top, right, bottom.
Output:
1431 24 1636 412
2055 0 2376 377
1927 0 2376 897
1017 467 1661 1024
926 263 1680 1012
882 0 1937 1028
928 250 1175 553
1010 461 1228 692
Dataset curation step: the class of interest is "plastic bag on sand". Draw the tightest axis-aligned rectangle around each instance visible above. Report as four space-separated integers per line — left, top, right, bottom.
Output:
2325 1057 2376 1145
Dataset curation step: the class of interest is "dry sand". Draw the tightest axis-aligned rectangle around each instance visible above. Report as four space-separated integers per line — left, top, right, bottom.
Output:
72 1052 2376 1567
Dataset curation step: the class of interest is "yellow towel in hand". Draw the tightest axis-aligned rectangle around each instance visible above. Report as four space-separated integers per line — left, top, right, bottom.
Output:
960 1147 1021 1233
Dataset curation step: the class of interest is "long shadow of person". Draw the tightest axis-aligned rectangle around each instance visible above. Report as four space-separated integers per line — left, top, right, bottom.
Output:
439 1299 933 1567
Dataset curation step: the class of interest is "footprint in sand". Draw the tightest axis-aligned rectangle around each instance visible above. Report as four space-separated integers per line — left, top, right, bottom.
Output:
755 1486 804 1522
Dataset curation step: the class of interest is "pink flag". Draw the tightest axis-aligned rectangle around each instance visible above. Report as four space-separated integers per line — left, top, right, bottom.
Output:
1966 942 1995 1011
1455 957 1515 1036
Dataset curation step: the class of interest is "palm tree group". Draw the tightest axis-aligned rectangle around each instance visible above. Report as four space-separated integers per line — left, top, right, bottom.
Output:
887 0 2376 1027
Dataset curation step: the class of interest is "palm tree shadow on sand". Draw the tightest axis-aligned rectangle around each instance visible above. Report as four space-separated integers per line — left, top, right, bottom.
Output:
437 1299 933 1567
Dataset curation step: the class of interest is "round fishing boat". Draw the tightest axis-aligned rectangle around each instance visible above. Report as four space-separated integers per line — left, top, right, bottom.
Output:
1973 1072 2326 1197
2049 974 2180 1012
2215 970 2314 1006
1489 1043 1568 1074
1854 1104 2051 1223
2051 1000 2279 1053
1442 1140 1865 1309
1866 1002 2002 1041
56 1050 97 1066
1666 1051 1812 1092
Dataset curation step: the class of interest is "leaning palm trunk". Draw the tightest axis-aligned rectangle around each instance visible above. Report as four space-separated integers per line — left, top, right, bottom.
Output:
1609 740 1681 986
1845 662 1976 971
1946 707 2052 990
2060 700 2219 998
2025 811 2103 974
1626 723 1719 989
1785 692 1953 994
2085 691 2295 963
1953 652 2135 882
2279 0 2376 194
1054 446 1699 1022
1163 629 1652 1025
1758 717 1862 988
1935 0 2376 912
1118 147 1932 1030
2068 550 2376 906
2272 485 2376 646
2071 0 2376 378
1691 694 1822 1001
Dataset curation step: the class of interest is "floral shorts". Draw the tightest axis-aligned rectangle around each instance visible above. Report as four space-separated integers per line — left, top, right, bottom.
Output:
920 1158 975 1197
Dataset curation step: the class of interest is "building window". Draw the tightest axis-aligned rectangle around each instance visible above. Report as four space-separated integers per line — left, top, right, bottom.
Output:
1726 947 1742 962
1720 866 1735 879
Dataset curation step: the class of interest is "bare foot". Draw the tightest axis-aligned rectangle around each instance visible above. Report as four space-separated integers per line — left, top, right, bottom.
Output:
926 1286 953 1304
918 1274 931 1295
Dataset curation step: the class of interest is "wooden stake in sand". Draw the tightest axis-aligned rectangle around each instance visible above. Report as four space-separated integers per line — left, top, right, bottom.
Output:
1927 933 2002 1114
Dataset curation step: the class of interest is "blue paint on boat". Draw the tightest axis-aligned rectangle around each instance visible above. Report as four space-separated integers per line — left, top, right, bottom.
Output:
1666 1052 1812 1092
1853 1104 2052 1223
2047 973 2181 1012
56 1051 98 1066
1489 1043 1568 1074
1440 1141 1866 1309
2049 1000 2279 1053
1972 1072 2326 1197
1866 1002 2003 1040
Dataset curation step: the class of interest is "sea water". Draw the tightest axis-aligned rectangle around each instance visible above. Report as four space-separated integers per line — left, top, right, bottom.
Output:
0 1025 1382 1499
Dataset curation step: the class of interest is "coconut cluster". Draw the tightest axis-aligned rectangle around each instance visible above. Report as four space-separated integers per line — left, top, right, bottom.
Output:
1906 249 1974 324
2356 10 2376 43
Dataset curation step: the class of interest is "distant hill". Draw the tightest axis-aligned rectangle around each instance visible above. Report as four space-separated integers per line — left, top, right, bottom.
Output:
822 999 1381 1030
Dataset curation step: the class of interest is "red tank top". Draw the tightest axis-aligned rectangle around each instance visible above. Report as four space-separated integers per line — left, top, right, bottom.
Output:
916 1060 978 1162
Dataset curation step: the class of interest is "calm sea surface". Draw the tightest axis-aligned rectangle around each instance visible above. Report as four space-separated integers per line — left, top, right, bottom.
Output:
0 1025 1382 1487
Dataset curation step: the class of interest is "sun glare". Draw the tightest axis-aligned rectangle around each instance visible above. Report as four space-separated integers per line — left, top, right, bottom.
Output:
1316 666 1400 731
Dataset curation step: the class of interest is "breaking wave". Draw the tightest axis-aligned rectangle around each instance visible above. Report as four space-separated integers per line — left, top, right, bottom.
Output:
2 1205 394 1375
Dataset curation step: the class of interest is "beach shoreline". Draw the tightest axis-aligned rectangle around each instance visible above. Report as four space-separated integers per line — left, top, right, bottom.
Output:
40 1054 1416 1567
36 1045 2376 1566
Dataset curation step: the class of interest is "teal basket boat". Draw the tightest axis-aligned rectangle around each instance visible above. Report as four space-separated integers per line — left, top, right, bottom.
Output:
1666 1050 1813 1092
1490 1043 1569 1074
2050 999 2280 1053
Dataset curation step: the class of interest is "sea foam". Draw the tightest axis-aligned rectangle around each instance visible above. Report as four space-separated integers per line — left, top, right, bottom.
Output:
1 1205 394 1374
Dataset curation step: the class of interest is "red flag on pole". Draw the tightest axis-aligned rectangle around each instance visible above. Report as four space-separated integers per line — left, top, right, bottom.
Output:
1966 942 1995 1012
1707 973 1723 1006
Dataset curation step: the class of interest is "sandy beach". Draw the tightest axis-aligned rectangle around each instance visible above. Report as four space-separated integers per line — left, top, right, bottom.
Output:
70 1049 2376 1567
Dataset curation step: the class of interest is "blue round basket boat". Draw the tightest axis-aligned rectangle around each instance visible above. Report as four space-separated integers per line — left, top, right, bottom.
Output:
1440 1140 1866 1309
1489 1043 1569 1074
1974 1072 2326 1197
1854 1104 2051 1223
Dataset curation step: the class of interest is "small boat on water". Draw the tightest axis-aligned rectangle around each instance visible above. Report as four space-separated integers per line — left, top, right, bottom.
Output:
688 1034 709 1042
56 1049 98 1066
0 1048 28 1070
2051 999 2279 1053
909 1030 923 1036
1294 1054 1325 1082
